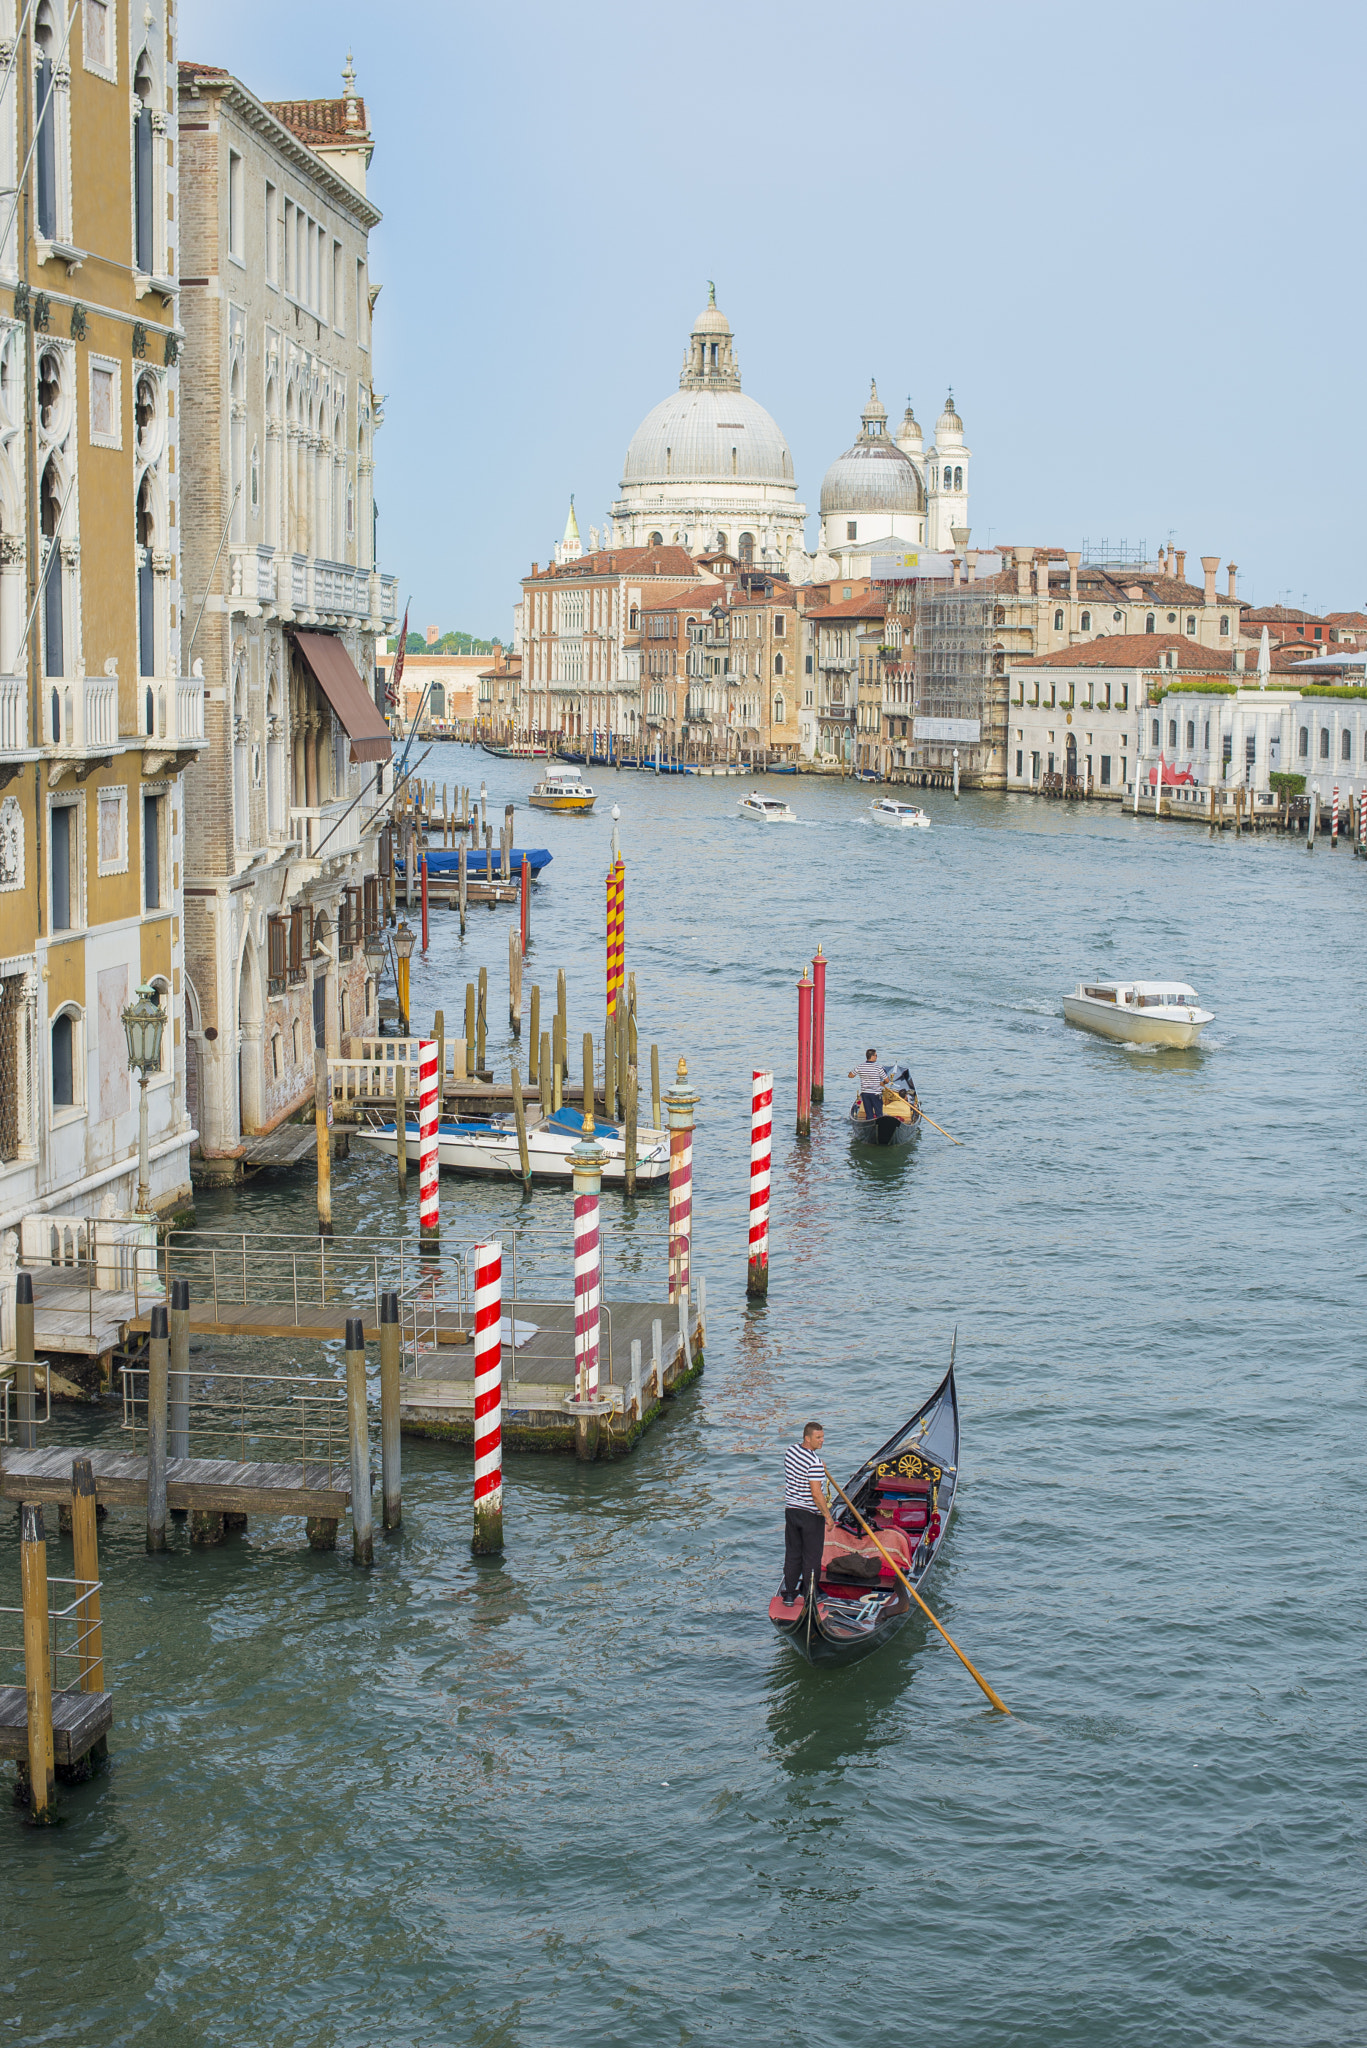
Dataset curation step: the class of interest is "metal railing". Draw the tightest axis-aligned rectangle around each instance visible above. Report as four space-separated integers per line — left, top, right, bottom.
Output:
0 1369 51 1441
17 1213 162 1338
163 1228 417 1328
120 1363 350 1483
0 1579 103 1695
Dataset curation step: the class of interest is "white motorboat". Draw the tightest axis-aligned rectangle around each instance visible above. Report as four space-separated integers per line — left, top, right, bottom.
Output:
871 797 930 829
738 792 796 821
352 1106 670 1185
1062 980 1214 1048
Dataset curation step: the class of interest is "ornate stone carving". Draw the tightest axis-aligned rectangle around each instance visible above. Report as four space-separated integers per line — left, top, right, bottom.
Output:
0 794 23 889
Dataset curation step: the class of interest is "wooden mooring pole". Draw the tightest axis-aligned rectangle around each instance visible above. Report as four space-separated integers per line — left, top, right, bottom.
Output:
20 1502 54 1821
540 1031 552 1115
477 965 488 1072
146 1302 169 1553
314 1050 333 1238
71 1457 104 1700
465 981 476 1075
511 1062 532 1197
395 1066 408 1191
169 1278 190 1512
345 1316 373 1566
651 1042 661 1130
509 928 522 1035
624 1064 638 1198
529 985 540 1082
15 1267 35 1449
379 1289 401 1531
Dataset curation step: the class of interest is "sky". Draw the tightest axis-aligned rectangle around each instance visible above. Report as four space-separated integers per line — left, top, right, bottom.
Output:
182 0 1366 637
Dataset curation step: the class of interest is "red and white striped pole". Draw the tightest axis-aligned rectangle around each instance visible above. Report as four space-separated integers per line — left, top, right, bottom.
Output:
471 1239 503 1553
570 1121 607 1461
1332 782 1339 847
665 1056 699 1306
747 1069 772 1300
810 944 826 1104
418 1037 440 1246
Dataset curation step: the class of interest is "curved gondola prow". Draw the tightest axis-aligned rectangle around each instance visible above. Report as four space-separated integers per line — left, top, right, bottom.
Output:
843 1346 959 1508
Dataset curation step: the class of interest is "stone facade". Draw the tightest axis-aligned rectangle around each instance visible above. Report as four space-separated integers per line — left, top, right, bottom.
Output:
0 0 203 1244
177 60 395 1158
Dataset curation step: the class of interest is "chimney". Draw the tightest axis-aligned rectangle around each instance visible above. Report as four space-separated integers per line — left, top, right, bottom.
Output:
1227 563 1238 599
531 562 538 575
1035 548 1050 595
1201 556 1219 606
1158 545 1167 574
952 557 961 587
965 550 977 584
1067 550 1080 603
1015 548 1030 597
1175 549 1186 583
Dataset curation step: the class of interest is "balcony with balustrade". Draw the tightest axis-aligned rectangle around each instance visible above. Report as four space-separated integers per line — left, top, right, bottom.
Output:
287 785 385 872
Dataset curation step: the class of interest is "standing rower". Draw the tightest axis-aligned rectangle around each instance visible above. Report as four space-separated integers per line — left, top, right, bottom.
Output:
849 1047 888 1124
781 1421 836 1605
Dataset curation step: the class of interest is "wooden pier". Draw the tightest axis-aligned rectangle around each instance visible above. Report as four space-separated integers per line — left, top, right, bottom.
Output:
0 1447 356 1520
0 1684 112 1771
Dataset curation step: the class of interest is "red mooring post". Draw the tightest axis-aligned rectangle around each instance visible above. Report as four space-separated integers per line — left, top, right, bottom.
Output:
796 968 813 1138
420 853 430 953
811 944 826 1105
747 1069 773 1299
520 855 530 951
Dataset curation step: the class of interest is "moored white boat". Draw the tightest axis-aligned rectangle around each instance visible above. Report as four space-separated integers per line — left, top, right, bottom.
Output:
352 1106 670 1184
871 797 930 829
529 766 597 814
738 791 796 821
1062 979 1214 1048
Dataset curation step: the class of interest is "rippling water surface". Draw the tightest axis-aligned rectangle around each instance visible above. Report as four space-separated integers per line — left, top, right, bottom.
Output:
7 752 1366 2047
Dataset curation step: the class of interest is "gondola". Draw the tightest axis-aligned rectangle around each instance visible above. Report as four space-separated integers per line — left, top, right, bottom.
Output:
769 1354 959 1666
848 1060 921 1147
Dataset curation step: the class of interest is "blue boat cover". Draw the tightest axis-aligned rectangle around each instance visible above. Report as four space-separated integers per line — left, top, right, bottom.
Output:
549 1107 620 1140
399 846 553 877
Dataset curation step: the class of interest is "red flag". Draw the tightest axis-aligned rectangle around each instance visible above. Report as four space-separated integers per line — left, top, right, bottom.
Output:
387 601 409 707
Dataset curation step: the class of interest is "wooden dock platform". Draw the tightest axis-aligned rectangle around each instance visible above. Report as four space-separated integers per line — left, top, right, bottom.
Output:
0 1447 357 1519
126 1299 472 1343
22 1271 147 1360
0 1685 112 1769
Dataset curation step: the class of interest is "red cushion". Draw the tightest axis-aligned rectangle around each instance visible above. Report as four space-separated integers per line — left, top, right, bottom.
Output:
878 1477 932 1498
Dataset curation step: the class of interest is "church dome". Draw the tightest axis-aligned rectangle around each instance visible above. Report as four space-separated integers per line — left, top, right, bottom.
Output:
820 380 924 516
622 386 794 487
936 391 964 441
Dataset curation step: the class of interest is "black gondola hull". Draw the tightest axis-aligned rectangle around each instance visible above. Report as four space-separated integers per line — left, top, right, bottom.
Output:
771 1361 959 1667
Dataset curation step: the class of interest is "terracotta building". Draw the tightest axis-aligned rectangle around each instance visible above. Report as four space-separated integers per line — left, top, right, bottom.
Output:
0 0 204 1253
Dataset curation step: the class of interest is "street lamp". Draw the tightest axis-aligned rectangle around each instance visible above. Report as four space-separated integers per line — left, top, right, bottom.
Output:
121 982 166 1215
393 920 415 1033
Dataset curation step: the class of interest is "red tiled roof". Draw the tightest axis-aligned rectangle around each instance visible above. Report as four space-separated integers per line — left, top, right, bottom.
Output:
1325 611 1367 626
179 61 230 80
526 546 704 582
1242 604 1324 624
637 584 708 613
1019 634 1236 672
265 97 369 146
806 592 886 621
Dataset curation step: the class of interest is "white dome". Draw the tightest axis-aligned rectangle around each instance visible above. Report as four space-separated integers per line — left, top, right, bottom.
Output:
622 387 794 488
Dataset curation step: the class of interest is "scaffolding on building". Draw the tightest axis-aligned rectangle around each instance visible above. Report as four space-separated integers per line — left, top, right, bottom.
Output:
908 580 1006 788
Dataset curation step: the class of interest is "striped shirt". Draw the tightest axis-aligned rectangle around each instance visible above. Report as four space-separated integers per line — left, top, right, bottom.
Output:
784 1442 826 1513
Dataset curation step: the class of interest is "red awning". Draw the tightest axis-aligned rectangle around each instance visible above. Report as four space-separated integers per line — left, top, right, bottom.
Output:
292 630 392 763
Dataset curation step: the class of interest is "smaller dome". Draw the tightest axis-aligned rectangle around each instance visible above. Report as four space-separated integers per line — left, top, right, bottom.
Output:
692 282 730 336
937 390 963 438
820 384 925 517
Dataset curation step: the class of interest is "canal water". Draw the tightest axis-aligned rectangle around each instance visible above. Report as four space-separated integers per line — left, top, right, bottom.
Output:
7 753 1365 2046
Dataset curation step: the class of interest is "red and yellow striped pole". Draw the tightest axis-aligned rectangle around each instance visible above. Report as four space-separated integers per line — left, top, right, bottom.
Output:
606 856 625 1017
747 1069 772 1300
471 1240 503 1553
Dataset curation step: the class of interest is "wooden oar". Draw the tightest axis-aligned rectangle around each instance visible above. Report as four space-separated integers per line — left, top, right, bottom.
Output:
914 1103 963 1146
822 1464 1009 1714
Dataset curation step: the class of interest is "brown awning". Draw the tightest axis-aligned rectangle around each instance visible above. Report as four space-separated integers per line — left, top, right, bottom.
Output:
292 630 392 763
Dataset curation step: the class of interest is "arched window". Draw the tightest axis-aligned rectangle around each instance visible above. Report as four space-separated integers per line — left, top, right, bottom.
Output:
738 532 754 565
137 470 156 679
1298 726 1309 758
1186 615 1196 634
1186 720 1195 750
1080 610 1091 630
773 692 785 725
133 48 155 274
953 466 962 491
40 456 63 677
1168 719 1177 748
232 658 249 844
1144 613 1155 634
628 607 639 630
340 986 350 1035
265 671 284 836
50 1005 81 1108
250 439 259 515
1320 728 1330 760
774 652 784 676
1342 728 1353 761
1054 609 1064 631
648 531 662 547
35 3 59 240
292 1018 302 1066
1219 615 1229 637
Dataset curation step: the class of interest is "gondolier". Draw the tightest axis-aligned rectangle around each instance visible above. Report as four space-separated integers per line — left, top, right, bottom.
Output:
849 1049 888 1124
781 1421 836 1604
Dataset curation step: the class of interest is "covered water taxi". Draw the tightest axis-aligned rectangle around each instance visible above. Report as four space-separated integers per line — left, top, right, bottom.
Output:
529 766 597 814
738 792 796 822
871 797 930 829
1062 979 1214 1048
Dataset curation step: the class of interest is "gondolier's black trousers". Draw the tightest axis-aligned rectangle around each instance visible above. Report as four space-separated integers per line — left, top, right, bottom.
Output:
784 1508 826 1598
861 1092 882 1122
